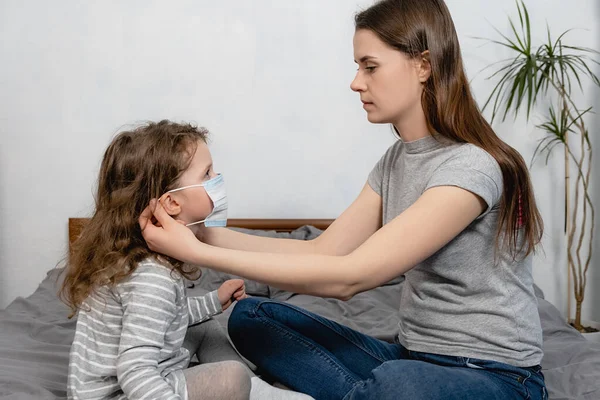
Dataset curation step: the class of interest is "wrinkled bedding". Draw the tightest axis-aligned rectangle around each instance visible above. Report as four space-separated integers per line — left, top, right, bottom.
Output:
1 226 598 399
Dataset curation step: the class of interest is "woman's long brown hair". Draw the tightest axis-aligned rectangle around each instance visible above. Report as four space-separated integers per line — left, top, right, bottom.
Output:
356 0 543 257
60 120 209 317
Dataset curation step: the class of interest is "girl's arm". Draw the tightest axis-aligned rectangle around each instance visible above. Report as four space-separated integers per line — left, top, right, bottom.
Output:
140 186 486 300
200 183 382 256
187 291 222 325
115 267 184 399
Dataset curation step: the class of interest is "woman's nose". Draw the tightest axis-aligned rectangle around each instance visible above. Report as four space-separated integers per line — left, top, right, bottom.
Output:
350 72 365 92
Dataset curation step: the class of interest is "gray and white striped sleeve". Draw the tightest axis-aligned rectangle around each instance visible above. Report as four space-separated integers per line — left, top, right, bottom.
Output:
187 291 222 325
115 269 182 400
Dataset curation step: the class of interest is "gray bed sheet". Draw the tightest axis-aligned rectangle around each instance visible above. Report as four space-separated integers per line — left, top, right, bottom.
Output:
1 226 599 399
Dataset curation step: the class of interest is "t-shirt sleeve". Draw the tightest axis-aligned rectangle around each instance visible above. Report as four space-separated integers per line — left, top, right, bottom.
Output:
425 146 503 217
368 142 398 196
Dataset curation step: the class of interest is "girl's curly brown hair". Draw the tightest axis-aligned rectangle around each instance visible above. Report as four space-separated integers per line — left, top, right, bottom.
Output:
60 120 209 317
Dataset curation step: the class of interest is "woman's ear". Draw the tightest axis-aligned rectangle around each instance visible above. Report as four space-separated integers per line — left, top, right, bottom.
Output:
418 50 432 83
160 193 182 217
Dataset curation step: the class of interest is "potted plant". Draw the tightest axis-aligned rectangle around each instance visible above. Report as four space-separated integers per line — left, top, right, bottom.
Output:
481 0 599 336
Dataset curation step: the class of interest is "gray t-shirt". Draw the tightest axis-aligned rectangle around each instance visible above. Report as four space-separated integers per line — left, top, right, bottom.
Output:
368 135 543 367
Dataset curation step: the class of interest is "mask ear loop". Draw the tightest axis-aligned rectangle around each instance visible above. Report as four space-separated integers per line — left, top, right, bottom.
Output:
159 177 223 227
155 191 207 227
185 219 206 227
167 183 205 194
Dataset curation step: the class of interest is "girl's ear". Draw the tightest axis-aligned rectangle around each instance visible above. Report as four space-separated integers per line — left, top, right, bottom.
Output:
160 193 182 217
417 50 432 83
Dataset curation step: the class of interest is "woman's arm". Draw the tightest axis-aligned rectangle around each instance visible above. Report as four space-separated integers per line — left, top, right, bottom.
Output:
140 186 486 300
200 183 382 256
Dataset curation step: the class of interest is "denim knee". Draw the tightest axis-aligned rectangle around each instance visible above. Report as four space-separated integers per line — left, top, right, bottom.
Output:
228 297 262 339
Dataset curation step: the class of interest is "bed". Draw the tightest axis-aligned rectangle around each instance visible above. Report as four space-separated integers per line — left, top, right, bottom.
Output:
0 218 599 399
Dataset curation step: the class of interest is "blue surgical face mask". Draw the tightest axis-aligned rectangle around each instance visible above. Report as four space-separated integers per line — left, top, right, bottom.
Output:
166 173 227 227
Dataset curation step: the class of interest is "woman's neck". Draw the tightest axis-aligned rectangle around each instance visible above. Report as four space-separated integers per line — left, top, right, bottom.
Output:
393 105 431 142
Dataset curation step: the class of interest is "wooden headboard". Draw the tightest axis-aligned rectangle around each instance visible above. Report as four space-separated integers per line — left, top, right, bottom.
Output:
68 218 334 253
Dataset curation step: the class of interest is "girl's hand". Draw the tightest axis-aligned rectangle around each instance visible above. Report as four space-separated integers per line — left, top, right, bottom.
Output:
217 279 248 311
139 199 205 264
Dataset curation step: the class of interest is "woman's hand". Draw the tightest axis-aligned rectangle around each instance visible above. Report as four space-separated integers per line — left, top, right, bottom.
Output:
139 199 205 264
217 279 248 311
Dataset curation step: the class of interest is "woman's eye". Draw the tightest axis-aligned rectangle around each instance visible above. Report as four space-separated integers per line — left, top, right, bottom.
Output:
356 66 376 72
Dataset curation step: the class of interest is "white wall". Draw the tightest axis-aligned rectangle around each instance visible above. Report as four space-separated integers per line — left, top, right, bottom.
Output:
1 0 598 321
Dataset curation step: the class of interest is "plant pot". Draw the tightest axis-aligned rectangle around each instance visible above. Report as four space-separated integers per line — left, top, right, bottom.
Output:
581 320 600 343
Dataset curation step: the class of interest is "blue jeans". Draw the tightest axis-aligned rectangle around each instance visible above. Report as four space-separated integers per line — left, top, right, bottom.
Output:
228 298 547 400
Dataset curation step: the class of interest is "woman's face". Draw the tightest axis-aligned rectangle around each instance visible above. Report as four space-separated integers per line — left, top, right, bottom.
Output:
351 29 427 128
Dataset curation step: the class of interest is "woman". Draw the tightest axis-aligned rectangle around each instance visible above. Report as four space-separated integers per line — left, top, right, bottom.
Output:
140 1 547 399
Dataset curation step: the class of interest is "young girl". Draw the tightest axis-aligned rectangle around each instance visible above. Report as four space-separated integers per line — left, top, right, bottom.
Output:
139 1 548 399
61 121 311 400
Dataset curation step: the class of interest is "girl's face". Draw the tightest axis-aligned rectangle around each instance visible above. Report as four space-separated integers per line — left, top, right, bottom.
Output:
161 140 217 225
351 29 428 128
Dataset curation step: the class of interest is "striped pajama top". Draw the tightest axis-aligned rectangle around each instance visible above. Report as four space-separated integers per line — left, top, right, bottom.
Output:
67 259 221 400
